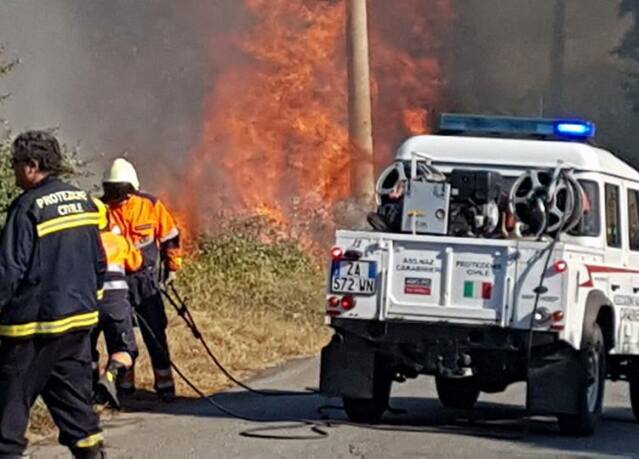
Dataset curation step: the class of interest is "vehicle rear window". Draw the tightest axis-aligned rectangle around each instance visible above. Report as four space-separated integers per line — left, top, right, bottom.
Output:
569 180 600 237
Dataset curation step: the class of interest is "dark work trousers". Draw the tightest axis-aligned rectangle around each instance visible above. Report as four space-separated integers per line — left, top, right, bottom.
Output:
0 331 102 455
91 291 138 364
128 271 171 371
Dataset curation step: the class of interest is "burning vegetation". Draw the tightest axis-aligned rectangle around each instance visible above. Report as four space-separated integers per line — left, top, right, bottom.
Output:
173 0 452 243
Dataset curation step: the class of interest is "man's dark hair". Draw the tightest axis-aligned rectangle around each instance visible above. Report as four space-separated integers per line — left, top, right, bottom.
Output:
12 130 63 174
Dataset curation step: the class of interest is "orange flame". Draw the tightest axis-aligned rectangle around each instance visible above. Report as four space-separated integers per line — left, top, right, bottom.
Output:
369 0 452 160
402 108 429 135
172 0 452 240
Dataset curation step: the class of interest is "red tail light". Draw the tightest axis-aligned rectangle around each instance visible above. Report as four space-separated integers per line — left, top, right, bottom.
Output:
554 260 568 273
550 310 565 331
340 295 356 310
331 246 344 260
327 296 340 308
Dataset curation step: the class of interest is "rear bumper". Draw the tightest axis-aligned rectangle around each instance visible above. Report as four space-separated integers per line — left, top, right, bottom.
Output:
328 318 557 351
320 319 563 400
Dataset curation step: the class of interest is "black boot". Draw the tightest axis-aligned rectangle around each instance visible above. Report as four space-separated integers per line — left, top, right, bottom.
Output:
95 361 126 410
116 366 135 395
157 386 176 403
70 444 106 459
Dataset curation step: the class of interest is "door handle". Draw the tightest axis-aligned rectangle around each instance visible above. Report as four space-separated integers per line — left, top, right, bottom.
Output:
611 284 621 292
633 287 639 294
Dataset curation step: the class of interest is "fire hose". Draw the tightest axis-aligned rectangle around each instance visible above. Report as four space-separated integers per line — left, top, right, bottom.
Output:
508 166 584 239
134 295 330 440
135 306 522 441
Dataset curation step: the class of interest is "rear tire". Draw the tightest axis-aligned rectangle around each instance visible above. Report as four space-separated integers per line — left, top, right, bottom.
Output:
629 360 639 422
435 376 480 409
343 373 392 424
557 321 606 436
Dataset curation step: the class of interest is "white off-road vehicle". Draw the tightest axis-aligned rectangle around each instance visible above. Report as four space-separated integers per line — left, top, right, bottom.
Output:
319 114 639 435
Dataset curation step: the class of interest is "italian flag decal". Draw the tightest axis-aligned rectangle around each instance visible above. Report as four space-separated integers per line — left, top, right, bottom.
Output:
463 281 493 300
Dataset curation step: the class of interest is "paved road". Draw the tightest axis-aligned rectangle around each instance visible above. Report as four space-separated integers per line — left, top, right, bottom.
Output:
33 357 639 458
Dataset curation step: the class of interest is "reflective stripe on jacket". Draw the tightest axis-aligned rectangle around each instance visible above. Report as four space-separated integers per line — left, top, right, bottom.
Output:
100 231 143 291
106 192 182 272
0 176 106 338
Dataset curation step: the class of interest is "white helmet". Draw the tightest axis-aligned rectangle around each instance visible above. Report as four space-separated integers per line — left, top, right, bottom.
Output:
103 158 140 191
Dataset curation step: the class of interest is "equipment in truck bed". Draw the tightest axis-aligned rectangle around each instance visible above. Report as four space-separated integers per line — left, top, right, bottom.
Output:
321 113 639 437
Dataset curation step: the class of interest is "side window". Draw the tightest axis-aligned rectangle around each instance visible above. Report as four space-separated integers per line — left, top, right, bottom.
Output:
605 184 621 248
629 189 639 251
569 180 600 237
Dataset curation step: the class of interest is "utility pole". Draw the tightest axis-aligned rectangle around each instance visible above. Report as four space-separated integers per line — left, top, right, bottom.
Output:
347 0 374 204
548 0 566 115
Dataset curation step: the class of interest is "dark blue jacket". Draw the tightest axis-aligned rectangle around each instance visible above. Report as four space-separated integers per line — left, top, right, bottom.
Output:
0 176 106 338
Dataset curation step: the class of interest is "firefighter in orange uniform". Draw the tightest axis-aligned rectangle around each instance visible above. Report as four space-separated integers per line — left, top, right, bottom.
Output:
101 158 181 402
91 198 142 409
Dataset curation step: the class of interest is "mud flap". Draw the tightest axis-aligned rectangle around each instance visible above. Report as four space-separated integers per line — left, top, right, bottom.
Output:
319 334 376 399
527 349 581 415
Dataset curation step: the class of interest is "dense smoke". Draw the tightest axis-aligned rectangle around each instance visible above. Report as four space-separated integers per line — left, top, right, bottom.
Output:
445 0 637 164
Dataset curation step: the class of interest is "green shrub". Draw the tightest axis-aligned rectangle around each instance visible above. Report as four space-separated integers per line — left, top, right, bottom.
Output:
177 215 325 325
0 135 20 221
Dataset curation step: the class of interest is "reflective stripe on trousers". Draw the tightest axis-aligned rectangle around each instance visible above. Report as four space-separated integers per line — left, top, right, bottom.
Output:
107 264 125 275
102 280 129 291
154 367 174 389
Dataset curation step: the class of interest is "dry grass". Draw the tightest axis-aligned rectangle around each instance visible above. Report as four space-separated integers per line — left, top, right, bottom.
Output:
136 308 330 395
28 215 331 439
28 400 55 440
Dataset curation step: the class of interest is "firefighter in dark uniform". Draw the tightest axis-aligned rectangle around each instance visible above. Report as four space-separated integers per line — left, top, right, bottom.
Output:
0 131 106 458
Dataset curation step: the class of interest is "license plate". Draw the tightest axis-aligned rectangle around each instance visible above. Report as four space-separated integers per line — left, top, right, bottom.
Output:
330 260 377 295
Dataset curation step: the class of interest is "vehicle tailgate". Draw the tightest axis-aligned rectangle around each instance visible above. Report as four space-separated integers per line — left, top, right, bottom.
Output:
383 236 516 324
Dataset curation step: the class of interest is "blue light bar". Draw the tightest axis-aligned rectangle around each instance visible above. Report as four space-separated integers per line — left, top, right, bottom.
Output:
439 114 596 141
554 120 596 138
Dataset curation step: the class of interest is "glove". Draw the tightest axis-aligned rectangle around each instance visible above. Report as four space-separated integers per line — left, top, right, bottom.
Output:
163 270 177 288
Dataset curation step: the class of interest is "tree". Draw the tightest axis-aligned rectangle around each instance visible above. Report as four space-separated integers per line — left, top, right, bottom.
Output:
0 47 20 222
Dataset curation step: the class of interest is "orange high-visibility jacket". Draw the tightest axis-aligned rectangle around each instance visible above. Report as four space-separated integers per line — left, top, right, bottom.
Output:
100 231 143 293
106 192 182 273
